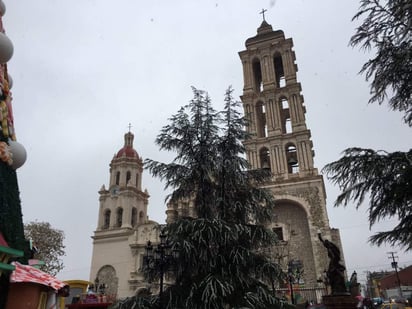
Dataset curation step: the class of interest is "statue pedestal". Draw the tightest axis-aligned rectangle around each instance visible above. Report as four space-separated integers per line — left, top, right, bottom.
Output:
323 294 357 309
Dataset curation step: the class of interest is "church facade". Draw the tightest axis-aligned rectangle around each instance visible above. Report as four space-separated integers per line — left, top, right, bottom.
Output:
89 20 344 299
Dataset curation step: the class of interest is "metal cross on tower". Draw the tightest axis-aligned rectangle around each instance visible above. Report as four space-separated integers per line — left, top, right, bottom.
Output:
259 8 267 21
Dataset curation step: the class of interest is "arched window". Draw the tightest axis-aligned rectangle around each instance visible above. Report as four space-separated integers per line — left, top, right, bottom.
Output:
280 97 292 134
126 171 131 185
131 208 137 227
115 172 120 185
255 101 267 137
139 211 145 224
260 147 271 170
116 208 123 227
285 143 299 174
103 210 111 229
273 53 285 88
252 59 263 93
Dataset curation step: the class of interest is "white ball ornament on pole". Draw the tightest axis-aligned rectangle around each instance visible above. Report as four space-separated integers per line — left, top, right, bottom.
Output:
0 1 5 17
0 32 13 63
8 140 27 169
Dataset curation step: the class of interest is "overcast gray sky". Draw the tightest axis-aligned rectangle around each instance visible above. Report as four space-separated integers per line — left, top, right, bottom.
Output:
4 0 411 284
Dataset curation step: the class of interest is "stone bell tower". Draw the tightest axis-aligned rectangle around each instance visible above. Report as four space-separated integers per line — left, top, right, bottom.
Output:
239 20 344 286
90 131 160 298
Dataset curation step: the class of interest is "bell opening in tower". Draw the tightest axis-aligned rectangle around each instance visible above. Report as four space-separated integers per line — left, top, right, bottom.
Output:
274 53 285 88
255 101 267 137
286 144 299 174
252 59 263 93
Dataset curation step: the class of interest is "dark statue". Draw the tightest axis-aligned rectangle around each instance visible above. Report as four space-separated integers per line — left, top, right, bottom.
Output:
318 233 347 295
349 271 361 297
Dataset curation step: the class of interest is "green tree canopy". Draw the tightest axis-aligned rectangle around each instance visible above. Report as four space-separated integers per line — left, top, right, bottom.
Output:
114 87 285 309
323 0 412 250
24 221 65 276
323 148 412 250
350 0 412 126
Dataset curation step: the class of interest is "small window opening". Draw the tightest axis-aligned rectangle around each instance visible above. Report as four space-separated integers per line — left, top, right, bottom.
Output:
103 210 111 229
286 119 292 133
115 172 120 185
274 54 285 88
273 227 284 241
116 208 123 227
280 98 292 134
126 171 131 185
131 208 137 227
256 102 267 137
253 59 263 93
260 147 271 170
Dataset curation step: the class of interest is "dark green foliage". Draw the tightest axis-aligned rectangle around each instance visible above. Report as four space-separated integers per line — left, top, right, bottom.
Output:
146 88 221 219
112 294 158 309
323 148 412 250
350 0 412 126
164 218 283 309
323 0 412 251
114 87 284 309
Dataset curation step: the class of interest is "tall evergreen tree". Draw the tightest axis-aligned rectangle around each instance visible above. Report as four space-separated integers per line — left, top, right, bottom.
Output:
114 87 285 309
323 0 412 250
350 0 412 126
323 148 412 250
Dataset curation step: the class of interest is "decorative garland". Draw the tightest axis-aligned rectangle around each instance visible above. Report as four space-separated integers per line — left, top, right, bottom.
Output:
0 78 14 140
0 140 11 165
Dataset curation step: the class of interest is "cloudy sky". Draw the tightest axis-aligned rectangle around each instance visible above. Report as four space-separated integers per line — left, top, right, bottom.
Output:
4 0 411 284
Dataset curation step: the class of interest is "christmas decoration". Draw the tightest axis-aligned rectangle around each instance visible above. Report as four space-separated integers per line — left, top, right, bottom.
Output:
7 73 12 88
0 32 13 64
0 140 11 165
0 4 29 308
8 140 26 169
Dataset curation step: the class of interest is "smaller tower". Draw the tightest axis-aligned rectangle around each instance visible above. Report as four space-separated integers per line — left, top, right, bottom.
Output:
96 131 148 231
90 131 158 298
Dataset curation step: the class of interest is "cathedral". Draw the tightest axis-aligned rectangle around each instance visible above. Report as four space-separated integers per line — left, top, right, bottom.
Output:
89 19 344 299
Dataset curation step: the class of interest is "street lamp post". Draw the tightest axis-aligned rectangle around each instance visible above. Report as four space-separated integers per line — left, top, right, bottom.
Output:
143 229 179 307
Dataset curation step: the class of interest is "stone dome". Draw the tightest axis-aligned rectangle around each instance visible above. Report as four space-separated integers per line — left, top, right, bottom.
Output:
115 132 139 159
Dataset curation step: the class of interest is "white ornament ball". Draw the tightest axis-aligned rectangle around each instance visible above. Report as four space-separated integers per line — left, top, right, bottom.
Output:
8 140 27 169
7 73 12 89
0 1 5 17
0 32 13 63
